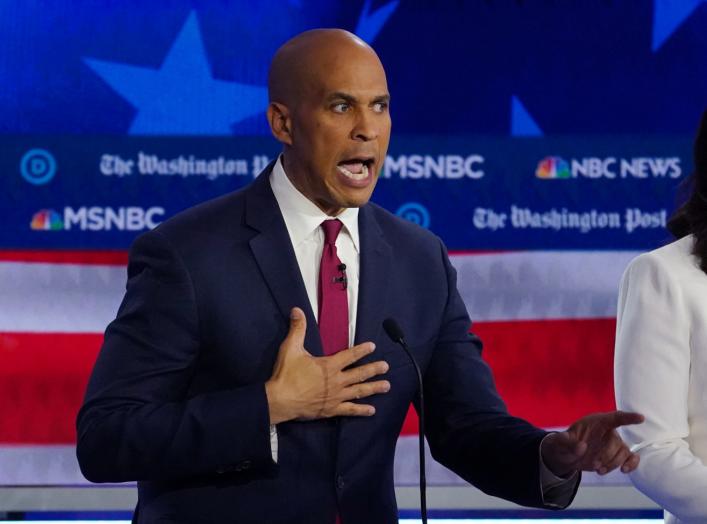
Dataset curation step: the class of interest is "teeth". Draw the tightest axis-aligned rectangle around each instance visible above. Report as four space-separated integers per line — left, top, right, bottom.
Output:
337 163 369 181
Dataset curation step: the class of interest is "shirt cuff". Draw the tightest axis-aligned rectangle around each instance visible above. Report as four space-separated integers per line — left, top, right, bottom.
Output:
538 433 580 508
269 424 278 463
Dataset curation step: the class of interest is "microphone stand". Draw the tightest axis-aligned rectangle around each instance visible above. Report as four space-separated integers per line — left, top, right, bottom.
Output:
383 319 427 524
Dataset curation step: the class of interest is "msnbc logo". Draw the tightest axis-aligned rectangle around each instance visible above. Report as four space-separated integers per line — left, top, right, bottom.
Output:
31 209 64 230
536 156 570 179
30 206 164 232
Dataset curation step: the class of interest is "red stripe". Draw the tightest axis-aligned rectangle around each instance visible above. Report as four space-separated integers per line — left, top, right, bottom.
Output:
0 250 128 265
399 317 616 434
0 318 616 443
0 333 103 444
0 249 505 264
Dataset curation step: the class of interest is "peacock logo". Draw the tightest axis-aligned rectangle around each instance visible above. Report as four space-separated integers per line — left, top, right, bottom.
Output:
30 209 64 231
536 156 571 179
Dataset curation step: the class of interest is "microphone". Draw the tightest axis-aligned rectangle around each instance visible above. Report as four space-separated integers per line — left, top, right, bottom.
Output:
333 263 347 289
382 318 427 524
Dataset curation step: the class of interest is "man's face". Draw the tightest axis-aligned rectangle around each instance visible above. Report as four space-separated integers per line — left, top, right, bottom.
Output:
283 45 391 215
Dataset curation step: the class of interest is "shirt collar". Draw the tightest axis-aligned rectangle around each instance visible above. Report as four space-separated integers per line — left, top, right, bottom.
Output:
269 155 360 251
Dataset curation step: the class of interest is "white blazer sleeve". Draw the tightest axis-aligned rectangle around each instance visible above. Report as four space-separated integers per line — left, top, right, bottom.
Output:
615 252 707 522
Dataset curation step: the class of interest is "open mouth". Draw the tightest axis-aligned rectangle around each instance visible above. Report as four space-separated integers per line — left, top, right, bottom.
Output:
336 157 375 181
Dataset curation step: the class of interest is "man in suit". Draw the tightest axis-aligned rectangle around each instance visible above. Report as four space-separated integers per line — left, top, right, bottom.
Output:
77 29 643 523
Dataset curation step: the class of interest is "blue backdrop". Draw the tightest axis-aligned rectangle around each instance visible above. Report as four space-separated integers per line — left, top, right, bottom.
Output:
1 0 706 249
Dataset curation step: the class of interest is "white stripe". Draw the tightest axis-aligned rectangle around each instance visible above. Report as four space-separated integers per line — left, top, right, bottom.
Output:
0 445 91 485
450 251 642 321
0 251 644 332
0 262 125 333
0 485 660 512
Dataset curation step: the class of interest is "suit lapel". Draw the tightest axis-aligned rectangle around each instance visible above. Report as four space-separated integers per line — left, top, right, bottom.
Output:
354 205 392 347
245 169 324 356
337 205 393 462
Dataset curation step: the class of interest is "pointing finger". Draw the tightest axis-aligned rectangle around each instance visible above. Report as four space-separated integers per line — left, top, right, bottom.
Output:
609 410 645 428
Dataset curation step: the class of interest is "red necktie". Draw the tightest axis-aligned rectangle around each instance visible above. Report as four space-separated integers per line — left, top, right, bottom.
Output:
319 220 348 523
318 219 349 356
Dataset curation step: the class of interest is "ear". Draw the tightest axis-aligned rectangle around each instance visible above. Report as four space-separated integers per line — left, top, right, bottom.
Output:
267 102 293 146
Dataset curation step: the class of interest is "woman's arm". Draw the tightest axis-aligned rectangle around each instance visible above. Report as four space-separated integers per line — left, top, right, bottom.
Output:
615 251 707 521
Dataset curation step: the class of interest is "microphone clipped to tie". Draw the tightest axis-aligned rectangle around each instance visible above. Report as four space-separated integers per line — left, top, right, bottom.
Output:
332 263 347 290
382 318 427 524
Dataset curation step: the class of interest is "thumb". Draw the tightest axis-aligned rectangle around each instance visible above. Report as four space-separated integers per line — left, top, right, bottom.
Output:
282 307 307 351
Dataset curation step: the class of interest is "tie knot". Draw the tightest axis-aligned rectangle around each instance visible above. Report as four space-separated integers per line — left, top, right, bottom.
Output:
321 219 343 245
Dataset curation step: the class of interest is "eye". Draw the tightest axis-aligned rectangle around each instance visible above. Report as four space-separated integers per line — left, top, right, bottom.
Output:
332 103 350 113
372 101 388 113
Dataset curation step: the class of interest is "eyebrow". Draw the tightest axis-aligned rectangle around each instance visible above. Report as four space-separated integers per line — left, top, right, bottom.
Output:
327 92 390 104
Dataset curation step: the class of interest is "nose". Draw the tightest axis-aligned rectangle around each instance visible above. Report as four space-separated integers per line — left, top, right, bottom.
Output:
351 110 379 142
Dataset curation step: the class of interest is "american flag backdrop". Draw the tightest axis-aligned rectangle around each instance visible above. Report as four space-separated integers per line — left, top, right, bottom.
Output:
1 0 706 499
0 248 644 485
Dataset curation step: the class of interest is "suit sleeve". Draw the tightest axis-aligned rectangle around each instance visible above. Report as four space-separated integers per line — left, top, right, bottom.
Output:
615 252 707 521
76 229 274 483
422 240 574 509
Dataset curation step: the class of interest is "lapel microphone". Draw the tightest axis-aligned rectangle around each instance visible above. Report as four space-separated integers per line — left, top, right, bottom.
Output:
382 318 427 524
333 263 347 290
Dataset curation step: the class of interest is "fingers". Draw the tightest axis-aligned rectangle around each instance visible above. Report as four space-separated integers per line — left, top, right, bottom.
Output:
278 337 391 421
333 402 377 417
608 410 645 428
330 342 377 369
343 379 391 401
575 424 640 475
595 445 639 475
341 360 389 387
596 444 631 475
310 380 390 420
592 433 625 474
621 452 640 473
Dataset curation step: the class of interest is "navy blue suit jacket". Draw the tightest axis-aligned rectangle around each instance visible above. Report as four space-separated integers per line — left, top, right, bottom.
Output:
77 166 564 523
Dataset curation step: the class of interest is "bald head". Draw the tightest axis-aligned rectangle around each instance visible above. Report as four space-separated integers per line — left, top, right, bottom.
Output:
265 28 391 216
268 29 383 106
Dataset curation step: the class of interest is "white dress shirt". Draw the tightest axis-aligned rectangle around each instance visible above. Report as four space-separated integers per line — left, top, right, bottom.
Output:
269 156 360 346
616 235 707 523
